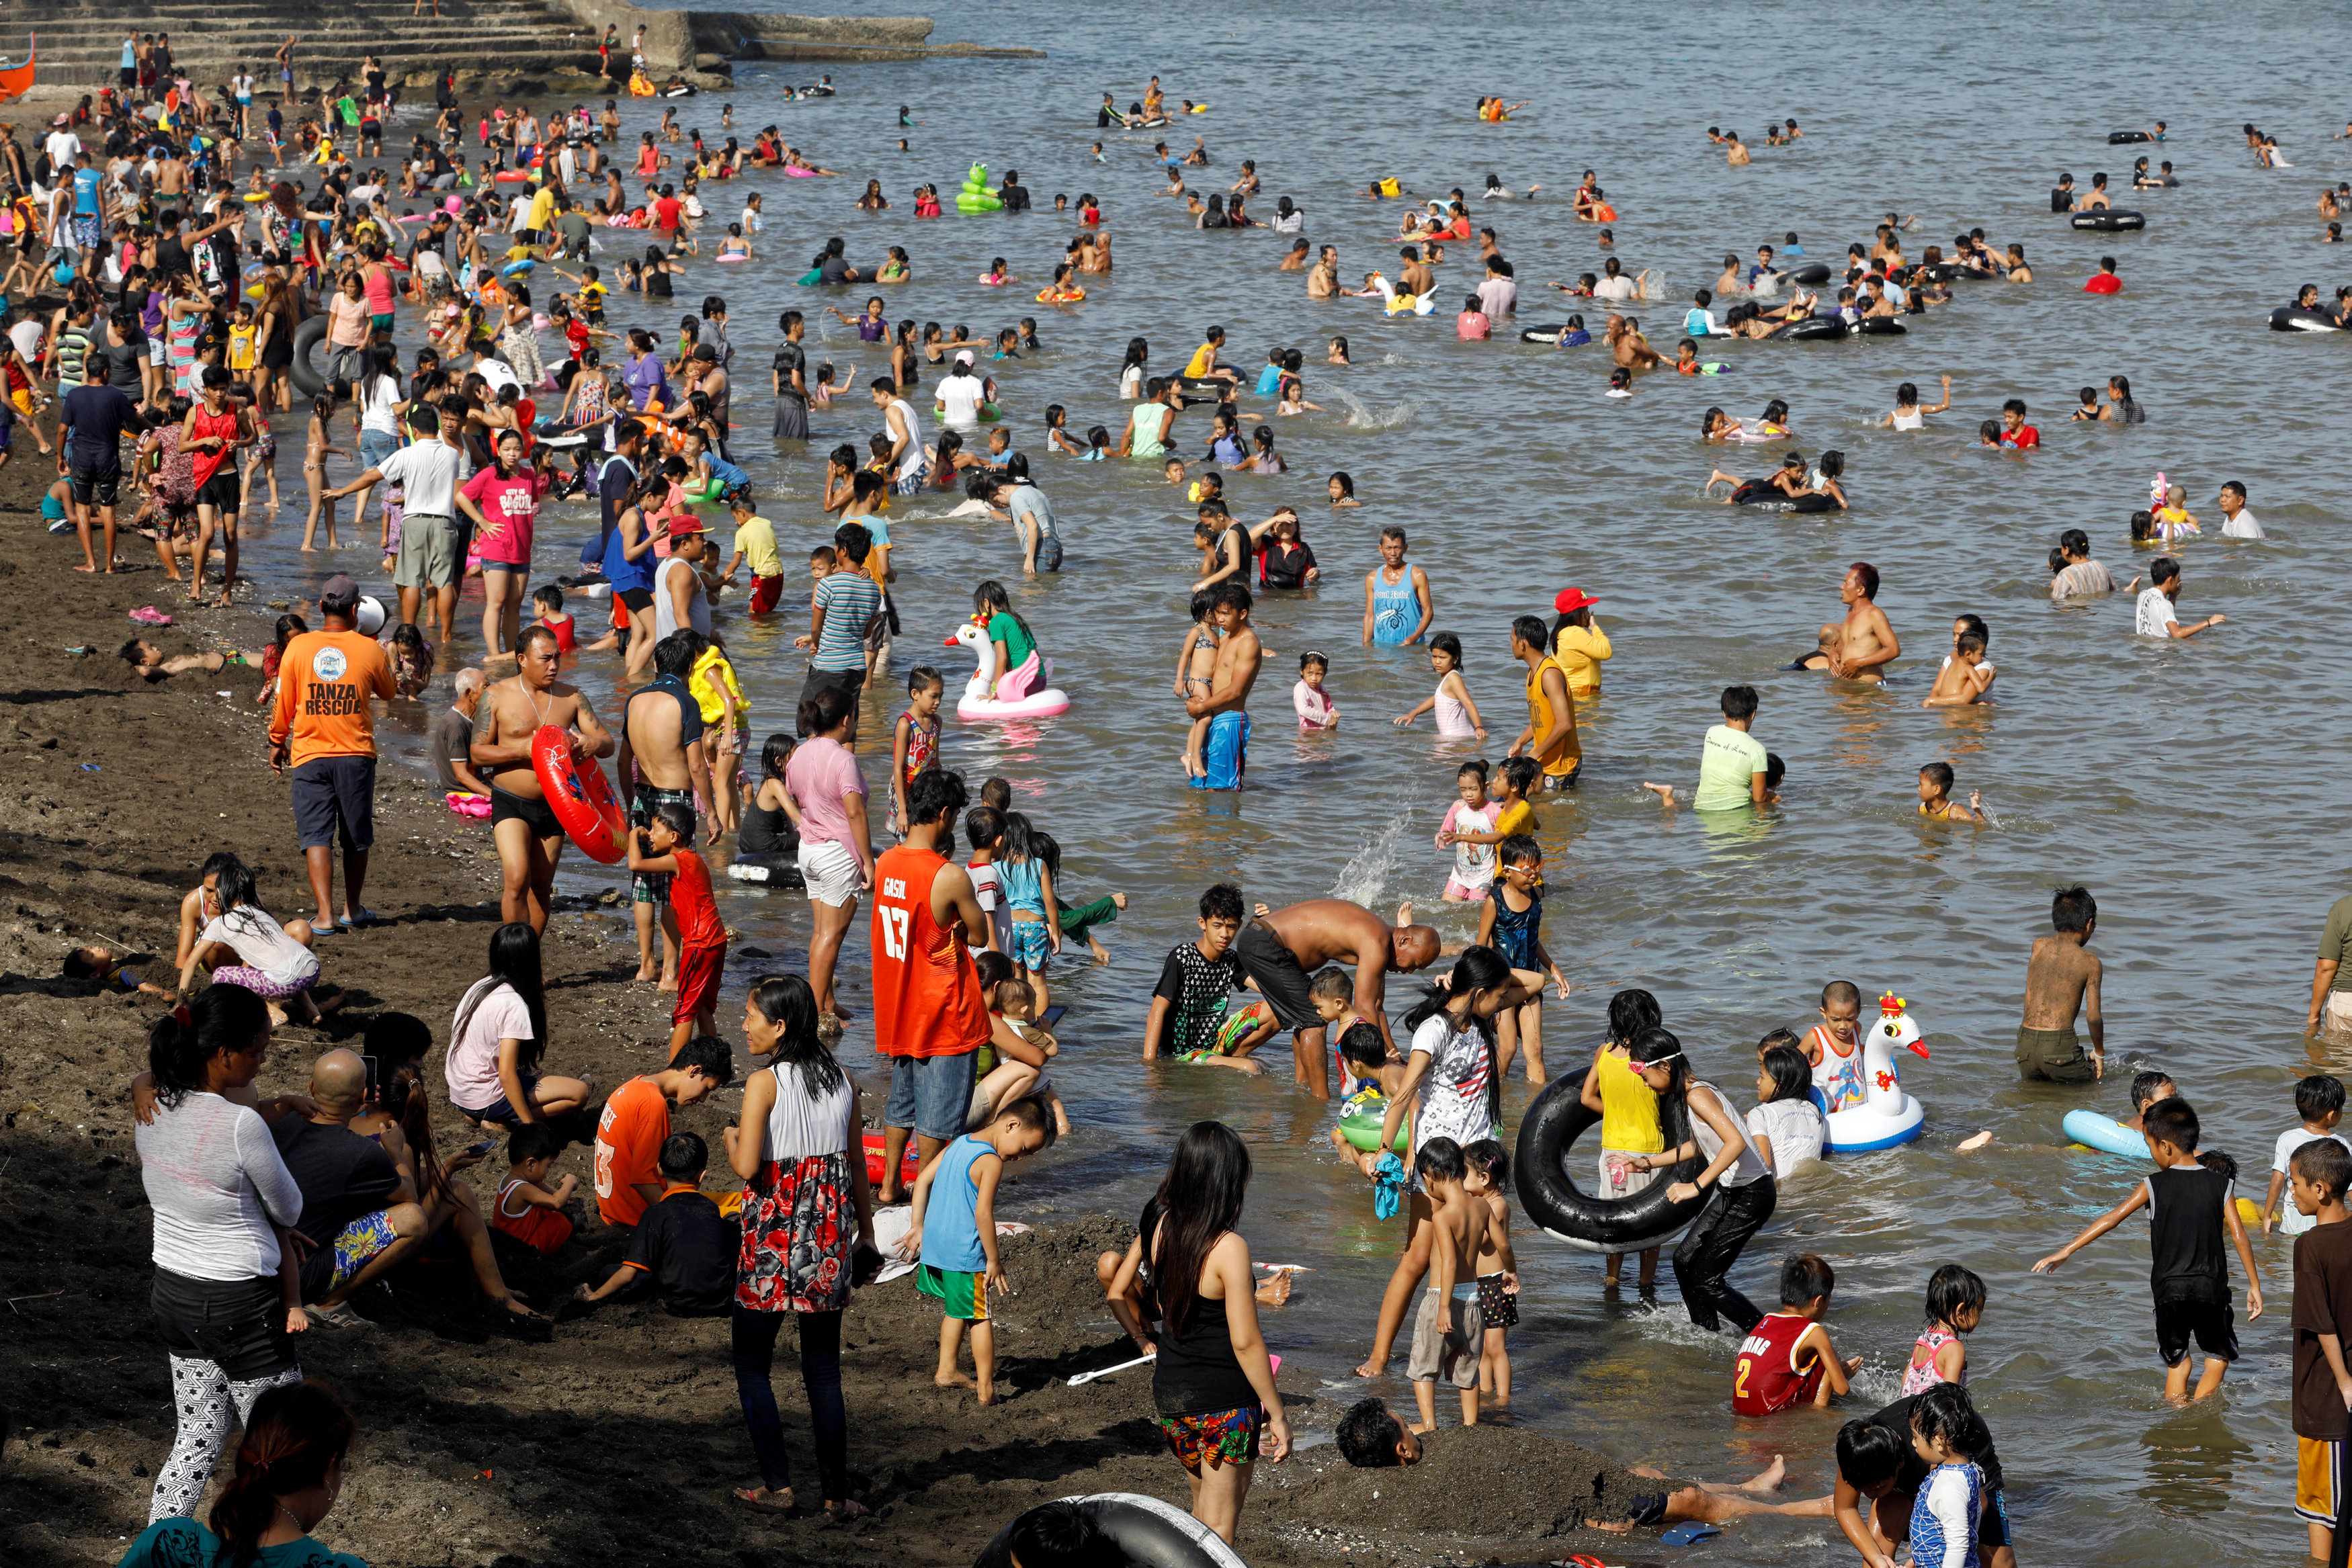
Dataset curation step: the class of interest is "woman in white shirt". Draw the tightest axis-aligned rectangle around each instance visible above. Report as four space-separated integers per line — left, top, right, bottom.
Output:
935 355 986 434
1618 1027 1777 1334
134 985 308 1520
445 923 589 1125
1746 1041 1826 1177
177 858 324 1025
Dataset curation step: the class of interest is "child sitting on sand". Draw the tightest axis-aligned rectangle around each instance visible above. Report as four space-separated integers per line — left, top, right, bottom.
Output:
975 975 1070 1136
491 1121 580 1254
574 1132 734 1315
383 621 435 701
175 857 328 1025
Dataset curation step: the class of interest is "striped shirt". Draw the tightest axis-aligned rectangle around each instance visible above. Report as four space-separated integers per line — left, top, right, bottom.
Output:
811 570 881 672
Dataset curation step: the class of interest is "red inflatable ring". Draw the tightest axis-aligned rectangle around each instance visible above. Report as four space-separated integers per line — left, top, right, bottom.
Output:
531 725 629 863
863 1132 919 1190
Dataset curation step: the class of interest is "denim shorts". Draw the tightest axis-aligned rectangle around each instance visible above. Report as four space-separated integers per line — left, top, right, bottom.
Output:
884 1049 978 1141
360 427 401 469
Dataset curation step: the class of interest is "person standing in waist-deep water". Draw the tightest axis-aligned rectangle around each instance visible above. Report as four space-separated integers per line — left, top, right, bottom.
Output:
2016 884 2105 1082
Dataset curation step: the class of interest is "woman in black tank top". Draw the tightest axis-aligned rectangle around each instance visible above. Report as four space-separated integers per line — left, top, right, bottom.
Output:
1142 1121 1292 1544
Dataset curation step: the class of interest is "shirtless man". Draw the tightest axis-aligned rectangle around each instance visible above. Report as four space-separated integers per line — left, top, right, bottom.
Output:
1308 245 1341 299
1236 897 1443 1096
616 628 715 985
1797 562 1900 681
1726 131 1751 167
470 625 613 930
1606 315 1663 369
2018 884 2103 1083
1184 580 1260 791
1398 245 1435 300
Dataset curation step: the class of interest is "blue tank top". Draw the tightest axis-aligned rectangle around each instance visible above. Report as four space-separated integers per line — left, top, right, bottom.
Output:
601 505 655 593
1253 363 1282 396
1370 568 1421 646
1487 883 1542 970
919 1134 990 1271
997 855 1043 914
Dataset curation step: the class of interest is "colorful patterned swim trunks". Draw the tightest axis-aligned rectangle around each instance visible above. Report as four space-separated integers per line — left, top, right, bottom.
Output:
1156 1404 1263 1474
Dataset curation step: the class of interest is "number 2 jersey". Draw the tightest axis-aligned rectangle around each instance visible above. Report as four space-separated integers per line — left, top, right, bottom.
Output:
1732 1309 1826 1415
870 843 989 1059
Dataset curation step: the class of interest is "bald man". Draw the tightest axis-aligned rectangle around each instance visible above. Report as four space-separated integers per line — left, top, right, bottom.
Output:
271 1049 542 1321
1235 898 1443 1097
433 667 490 799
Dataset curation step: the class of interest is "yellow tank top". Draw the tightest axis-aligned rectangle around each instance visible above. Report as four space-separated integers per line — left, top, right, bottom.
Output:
228 324 257 370
1599 1051 1663 1153
1524 656 1582 777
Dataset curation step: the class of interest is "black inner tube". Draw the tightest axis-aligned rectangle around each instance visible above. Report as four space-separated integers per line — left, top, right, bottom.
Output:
972 1495 1246 1568
1511 1075 1705 1252
288 314 330 399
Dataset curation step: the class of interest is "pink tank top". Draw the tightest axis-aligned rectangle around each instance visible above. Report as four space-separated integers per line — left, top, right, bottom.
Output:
1900 1327 1963 1395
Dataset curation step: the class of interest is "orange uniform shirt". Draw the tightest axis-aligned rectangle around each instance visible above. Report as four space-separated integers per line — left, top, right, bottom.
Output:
593 1075 669 1227
267 629 394 768
870 843 989 1060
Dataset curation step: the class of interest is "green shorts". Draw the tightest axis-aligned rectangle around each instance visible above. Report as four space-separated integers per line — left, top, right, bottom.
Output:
2015 1025 2094 1083
917 1263 989 1321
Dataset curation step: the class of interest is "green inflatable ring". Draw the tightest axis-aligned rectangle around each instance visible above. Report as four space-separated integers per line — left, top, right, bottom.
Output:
933 401 1003 423
1337 1108 1409 1153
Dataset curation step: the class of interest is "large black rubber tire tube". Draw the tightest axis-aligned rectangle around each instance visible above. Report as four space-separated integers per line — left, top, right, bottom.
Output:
2108 130 2152 144
1511 1074 1705 1255
1787 262 1831 286
973 1494 1248 1568
1775 315 1848 342
2070 210 2146 231
2270 306 2342 333
288 314 330 398
1857 317 1908 335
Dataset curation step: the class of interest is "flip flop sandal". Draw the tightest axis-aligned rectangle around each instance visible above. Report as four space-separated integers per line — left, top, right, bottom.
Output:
730 1486 798 1516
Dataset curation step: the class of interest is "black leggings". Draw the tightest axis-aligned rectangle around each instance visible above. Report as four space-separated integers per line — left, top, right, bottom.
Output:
1671 1176 1777 1333
731 1305 847 1502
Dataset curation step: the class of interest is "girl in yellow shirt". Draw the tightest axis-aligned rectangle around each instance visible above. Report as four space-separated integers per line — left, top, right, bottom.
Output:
1551 586 1611 697
1579 988 1665 1288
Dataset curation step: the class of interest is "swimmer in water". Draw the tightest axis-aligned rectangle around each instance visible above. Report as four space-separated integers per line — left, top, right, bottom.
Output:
1726 132 1751 167
1880 376 1951 430
1603 315 1662 370
1916 763 1985 822
1923 626 1993 709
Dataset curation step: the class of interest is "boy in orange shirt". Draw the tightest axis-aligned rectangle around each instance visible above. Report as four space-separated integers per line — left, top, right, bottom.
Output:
592 1034 732 1229
626 801 726 1059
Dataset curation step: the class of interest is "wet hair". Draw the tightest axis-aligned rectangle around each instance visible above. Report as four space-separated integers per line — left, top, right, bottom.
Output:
2299 1074 2347 1123
453 924 548 1075
1456 758 1490 787
1909 1383 1989 1461
2142 1096 2200 1153
1308 967 1354 1006
1779 1252 1836 1307
1414 1135 1466 1183
1337 1396 1404 1468
2052 885 2097 933
1337 1020 1389 1071
651 799 698 840
1461 1137 1509 1190
1924 1264 1987 1330
659 1130 709 1180
1199 882 1245 924
1429 629 1464 670
1720 684 1759 722
905 767 969 829
2130 1069 2178 1112
1496 832 1540 869
1005 1501 1112 1568
1847 561 1880 599
1150 1121 1250 1334
669 1032 735 1085
1836 1418 1909 1489
1921 762 1955 793
1499 755 1540 796
1329 470 1355 498
759 732 796 783
209 1382 358 1568
2294 1136 2352 1204
148 983 270 1111
1759 1044 1811 1104
1607 988 1662 1045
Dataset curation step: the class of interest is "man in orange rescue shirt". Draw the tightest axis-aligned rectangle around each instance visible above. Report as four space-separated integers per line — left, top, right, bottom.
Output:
268 574 394 934
870 767 991 1204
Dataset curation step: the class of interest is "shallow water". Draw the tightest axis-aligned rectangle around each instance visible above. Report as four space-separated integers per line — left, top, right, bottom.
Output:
222 2 2352 1558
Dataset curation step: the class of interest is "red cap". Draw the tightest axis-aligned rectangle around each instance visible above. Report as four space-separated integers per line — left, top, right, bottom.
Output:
665 514 709 539
1552 586 1599 615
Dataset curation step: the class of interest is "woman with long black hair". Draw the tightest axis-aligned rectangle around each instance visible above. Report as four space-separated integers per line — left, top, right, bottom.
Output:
1618 1025 1777 1334
1139 1121 1290 1544
726 974 878 1519
132 984 307 1522
444 922 589 1125
1359 947 1535 1375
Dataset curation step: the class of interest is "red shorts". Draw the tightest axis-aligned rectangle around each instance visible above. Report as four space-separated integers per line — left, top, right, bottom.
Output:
749 573 784 614
673 941 726 1024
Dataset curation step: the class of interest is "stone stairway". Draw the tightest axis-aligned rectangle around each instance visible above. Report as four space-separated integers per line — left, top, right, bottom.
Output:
1 0 617 89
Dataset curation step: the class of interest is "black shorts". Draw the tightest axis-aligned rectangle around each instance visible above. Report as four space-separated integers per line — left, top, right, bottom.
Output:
491 785 563 838
197 468 241 513
69 461 121 508
618 586 655 613
1232 918 1322 1033
2154 1293 2238 1366
290 754 377 852
798 665 866 730
1622 1491 1672 1529
151 1268 296 1381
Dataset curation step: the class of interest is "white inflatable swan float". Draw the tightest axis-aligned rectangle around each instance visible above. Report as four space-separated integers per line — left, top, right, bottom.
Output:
946 619 1070 722
1822 994 1929 1153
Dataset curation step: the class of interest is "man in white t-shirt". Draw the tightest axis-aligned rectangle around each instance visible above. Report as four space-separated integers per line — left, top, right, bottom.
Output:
2216 480 2265 539
2134 557 2224 640
935 355 986 434
44 122 80 173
